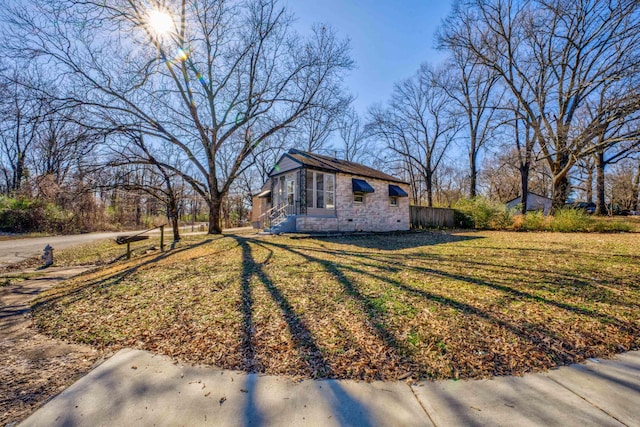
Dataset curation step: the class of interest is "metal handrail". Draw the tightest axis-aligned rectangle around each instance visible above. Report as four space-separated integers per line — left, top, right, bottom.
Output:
259 202 290 229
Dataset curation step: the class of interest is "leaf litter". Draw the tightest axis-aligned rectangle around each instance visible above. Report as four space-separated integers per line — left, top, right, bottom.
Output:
31 230 640 382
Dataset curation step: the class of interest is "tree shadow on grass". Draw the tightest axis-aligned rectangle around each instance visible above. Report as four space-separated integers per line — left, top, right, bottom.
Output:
32 239 217 311
251 239 414 371
253 237 640 377
233 236 332 377
314 230 482 251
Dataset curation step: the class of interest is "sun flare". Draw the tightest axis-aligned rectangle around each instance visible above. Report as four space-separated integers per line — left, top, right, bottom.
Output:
147 8 174 36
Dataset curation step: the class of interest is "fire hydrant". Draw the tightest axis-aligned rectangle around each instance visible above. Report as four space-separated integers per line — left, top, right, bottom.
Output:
42 244 54 267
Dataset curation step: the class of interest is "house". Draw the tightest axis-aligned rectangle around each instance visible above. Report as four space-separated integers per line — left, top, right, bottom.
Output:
506 192 552 215
252 149 410 233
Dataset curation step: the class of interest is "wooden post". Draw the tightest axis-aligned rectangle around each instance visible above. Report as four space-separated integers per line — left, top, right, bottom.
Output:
126 242 131 260
160 225 165 252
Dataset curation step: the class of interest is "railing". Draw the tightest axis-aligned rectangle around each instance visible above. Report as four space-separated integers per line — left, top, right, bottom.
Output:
259 202 290 230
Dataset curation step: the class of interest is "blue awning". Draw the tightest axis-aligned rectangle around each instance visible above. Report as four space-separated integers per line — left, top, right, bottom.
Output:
352 178 374 193
388 184 408 197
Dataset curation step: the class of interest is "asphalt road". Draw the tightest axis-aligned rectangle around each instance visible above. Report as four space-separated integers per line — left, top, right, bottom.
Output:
0 232 135 267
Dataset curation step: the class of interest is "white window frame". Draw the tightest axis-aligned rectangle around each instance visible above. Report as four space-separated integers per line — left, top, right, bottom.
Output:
324 174 335 209
286 174 295 206
354 192 365 204
389 196 398 206
306 171 335 209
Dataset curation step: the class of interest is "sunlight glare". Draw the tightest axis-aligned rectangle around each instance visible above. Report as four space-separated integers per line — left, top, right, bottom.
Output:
148 8 174 36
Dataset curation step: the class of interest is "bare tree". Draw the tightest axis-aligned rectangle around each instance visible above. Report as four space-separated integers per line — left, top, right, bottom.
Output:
295 95 350 154
369 64 460 206
439 0 640 210
31 105 101 197
0 69 49 194
440 50 501 198
4 0 352 233
337 107 371 164
608 156 640 212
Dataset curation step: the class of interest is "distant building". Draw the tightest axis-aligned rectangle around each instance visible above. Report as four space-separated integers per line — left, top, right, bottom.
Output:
506 192 552 215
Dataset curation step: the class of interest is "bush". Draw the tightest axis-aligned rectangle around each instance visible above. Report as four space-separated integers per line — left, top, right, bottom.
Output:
453 209 474 228
549 208 594 232
523 211 548 231
591 219 632 233
451 198 633 233
453 197 514 230
0 196 78 233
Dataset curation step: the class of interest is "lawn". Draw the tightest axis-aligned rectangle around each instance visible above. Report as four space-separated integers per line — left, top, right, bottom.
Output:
33 230 640 381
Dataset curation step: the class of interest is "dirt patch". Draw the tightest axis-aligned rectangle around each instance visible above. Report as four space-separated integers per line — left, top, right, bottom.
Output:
0 267 104 427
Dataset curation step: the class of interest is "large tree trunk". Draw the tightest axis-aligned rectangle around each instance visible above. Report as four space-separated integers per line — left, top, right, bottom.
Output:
519 162 530 216
551 175 570 214
208 195 223 234
594 150 606 215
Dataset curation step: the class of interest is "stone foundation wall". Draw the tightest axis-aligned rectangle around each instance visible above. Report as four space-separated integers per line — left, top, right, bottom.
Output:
296 216 339 233
295 174 410 233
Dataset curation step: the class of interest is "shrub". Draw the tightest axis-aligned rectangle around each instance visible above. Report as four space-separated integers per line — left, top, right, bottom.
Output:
523 211 548 231
453 197 514 230
549 208 594 232
591 219 632 233
0 196 79 233
453 209 474 229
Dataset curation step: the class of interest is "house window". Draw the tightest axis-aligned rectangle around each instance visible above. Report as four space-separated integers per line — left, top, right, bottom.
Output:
390 197 398 206
305 171 335 209
354 192 365 204
325 174 335 208
286 177 295 206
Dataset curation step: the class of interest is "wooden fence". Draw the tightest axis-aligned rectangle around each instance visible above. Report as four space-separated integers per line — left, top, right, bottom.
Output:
410 206 456 229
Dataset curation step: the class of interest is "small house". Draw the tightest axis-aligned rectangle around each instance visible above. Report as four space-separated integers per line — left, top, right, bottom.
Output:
252 149 410 233
506 192 552 215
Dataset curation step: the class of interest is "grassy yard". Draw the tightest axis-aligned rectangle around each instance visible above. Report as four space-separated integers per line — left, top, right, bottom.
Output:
33 230 640 381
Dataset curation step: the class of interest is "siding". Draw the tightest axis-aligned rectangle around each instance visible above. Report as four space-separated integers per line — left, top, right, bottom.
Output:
272 156 301 175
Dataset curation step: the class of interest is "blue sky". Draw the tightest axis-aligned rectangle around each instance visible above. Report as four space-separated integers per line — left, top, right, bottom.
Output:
286 0 454 116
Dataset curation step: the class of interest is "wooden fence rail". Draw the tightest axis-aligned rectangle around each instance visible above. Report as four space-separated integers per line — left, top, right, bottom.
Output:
410 206 455 229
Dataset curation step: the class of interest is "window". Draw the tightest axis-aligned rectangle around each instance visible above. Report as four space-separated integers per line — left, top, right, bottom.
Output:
286 177 295 205
354 192 365 203
389 197 398 206
325 174 335 208
316 173 324 208
305 171 335 209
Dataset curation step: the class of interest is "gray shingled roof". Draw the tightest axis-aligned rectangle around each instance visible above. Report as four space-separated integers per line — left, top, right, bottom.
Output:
283 149 408 184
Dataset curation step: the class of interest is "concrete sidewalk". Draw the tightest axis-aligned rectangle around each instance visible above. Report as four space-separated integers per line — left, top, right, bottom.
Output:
20 349 640 427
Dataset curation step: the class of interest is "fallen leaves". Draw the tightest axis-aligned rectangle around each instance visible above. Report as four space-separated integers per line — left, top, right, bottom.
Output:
31 231 640 382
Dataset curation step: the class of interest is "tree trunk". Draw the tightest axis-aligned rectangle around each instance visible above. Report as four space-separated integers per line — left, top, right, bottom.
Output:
519 162 530 216
586 163 593 203
632 159 640 212
426 171 433 207
208 196 223 234
469 149 477 198
594 150 606 215
551 175 570 213
13 153 25 192
168 199 181 241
